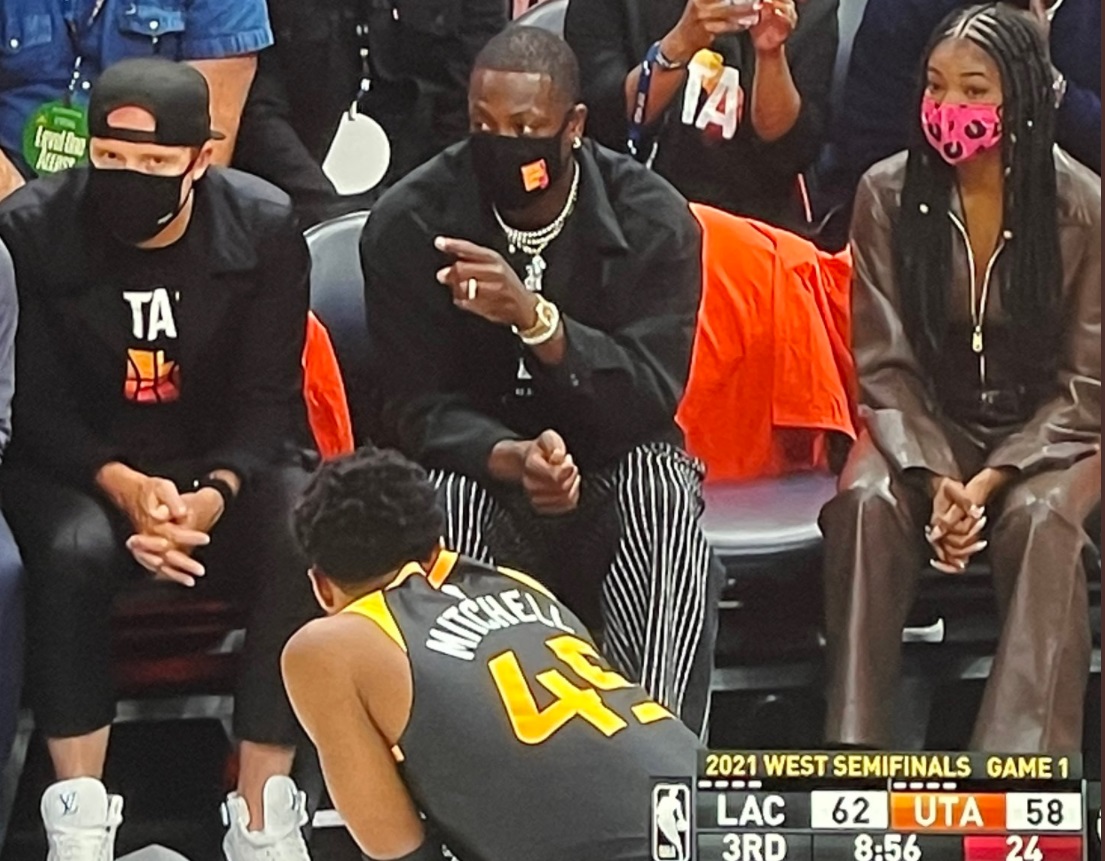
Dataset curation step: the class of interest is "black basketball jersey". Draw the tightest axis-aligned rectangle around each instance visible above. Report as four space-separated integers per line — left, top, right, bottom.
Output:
340 550 701 861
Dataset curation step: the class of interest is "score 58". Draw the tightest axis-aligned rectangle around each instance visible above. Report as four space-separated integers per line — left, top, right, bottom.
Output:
854 834 922 861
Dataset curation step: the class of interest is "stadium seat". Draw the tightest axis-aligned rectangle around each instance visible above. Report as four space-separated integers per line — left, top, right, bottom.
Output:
702 474 835 559
703 474 836 744
304 211 373 440
515 0 567 34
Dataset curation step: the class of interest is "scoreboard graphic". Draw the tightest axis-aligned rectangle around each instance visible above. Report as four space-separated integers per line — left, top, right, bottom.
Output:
652 751 1100 861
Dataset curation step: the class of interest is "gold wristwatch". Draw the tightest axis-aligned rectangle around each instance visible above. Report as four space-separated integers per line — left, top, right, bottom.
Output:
514 296 561 346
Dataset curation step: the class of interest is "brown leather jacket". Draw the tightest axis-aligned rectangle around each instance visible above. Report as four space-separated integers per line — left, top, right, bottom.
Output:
849 149 1101 481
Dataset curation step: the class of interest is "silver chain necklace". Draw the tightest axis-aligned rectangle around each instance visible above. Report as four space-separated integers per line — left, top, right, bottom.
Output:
493 159 580 294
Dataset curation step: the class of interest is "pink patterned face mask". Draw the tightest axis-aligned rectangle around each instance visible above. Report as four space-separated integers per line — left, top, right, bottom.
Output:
921 96 1003 165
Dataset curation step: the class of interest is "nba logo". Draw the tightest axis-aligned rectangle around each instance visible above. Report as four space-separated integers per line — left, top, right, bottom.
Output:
651 782 692 861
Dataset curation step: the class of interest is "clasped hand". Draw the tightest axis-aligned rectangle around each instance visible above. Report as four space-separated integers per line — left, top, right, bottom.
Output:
524 430 582 516
927 468 1012 573
123 477 224 587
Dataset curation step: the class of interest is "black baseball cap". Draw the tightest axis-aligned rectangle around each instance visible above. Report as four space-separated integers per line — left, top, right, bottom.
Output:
89 57 225 146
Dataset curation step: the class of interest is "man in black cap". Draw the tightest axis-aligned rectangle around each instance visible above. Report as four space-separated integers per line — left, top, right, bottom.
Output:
0 58 319 861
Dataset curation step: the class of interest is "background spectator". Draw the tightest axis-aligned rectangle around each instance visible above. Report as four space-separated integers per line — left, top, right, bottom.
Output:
834 0 1100 199
0 0 269 201
0 239 21 786
0 60 319 860
820 5 1100 753
362 27 719 736
565 0 838 230
232 0 507 223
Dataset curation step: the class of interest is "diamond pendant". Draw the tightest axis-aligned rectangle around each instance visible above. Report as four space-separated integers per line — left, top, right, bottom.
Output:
524 254 547 293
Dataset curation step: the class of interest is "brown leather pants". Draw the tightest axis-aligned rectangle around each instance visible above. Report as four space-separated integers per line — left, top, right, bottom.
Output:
820 430 1100 752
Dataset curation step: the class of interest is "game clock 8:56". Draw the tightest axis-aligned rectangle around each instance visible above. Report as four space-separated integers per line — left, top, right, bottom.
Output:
854 833 923 861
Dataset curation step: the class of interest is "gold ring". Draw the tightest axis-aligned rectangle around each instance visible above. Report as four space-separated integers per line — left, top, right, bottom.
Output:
466 278 478 300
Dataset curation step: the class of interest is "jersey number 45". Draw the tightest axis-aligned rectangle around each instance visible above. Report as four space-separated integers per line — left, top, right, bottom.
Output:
488 634 675 745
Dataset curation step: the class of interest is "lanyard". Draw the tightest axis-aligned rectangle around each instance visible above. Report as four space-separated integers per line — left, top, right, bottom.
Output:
64 0 109 100
627 42 661 166
351 0 379 112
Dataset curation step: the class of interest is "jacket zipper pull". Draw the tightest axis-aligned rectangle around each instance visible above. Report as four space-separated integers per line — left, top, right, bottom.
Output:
972 326 984 354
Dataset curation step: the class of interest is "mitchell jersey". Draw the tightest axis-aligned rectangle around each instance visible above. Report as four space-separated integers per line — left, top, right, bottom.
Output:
341 550 701 861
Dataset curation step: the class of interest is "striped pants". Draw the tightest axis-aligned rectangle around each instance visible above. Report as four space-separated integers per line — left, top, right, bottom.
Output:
430 443 720 736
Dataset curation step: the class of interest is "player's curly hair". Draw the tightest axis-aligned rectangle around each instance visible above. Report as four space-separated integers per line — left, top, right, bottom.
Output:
293 447 445 586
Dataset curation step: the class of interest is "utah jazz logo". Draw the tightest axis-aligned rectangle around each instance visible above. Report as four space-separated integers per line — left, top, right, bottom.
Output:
122 287 181 403
652 782 692 861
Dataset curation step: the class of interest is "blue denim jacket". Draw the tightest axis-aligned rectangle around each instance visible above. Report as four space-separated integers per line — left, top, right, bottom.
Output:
0 0 272 176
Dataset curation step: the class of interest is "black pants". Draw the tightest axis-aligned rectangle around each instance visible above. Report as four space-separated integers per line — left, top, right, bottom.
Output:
0 462 320 745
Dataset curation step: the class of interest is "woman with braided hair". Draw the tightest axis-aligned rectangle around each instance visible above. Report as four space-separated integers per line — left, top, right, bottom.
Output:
820 3 1100 752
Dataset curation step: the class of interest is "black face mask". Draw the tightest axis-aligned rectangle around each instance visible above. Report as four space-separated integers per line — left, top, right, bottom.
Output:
469 119 571 212
87 164 194 245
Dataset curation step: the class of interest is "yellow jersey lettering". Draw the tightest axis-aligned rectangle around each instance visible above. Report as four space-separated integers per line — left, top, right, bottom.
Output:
488 634 673 744
546 635 633 691
488 651 625 744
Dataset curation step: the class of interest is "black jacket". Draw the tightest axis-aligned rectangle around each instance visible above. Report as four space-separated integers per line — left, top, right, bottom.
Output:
565 0 838 228
234 0 507 225
247 0 506 179
361 140 703 478
0 167 310 487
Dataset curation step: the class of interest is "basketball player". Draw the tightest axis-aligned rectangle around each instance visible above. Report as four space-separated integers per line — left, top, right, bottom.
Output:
282 448 702 861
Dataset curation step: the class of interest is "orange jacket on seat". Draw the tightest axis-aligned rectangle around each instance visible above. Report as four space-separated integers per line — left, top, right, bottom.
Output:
303 312 355 459
678 204 856 482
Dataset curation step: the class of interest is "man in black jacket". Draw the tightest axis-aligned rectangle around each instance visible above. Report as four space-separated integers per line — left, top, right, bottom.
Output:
232 0 508 224
0 59 318 861
566 0 838 230
362 27 719 737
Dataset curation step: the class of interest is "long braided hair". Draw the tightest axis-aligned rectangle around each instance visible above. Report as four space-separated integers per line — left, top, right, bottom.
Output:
893 3 1063 371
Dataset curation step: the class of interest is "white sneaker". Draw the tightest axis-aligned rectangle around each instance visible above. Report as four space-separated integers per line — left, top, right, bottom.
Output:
41 777 123 861
221 776 311 861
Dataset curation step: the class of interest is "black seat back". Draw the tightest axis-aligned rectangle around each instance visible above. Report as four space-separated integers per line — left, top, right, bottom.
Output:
304 211 373 441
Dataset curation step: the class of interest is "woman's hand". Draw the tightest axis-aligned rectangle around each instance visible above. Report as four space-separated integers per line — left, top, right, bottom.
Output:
927 475 983 573
750 0 798 55
662 0 765 64
926 469 1014 572
964 467 1015 506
